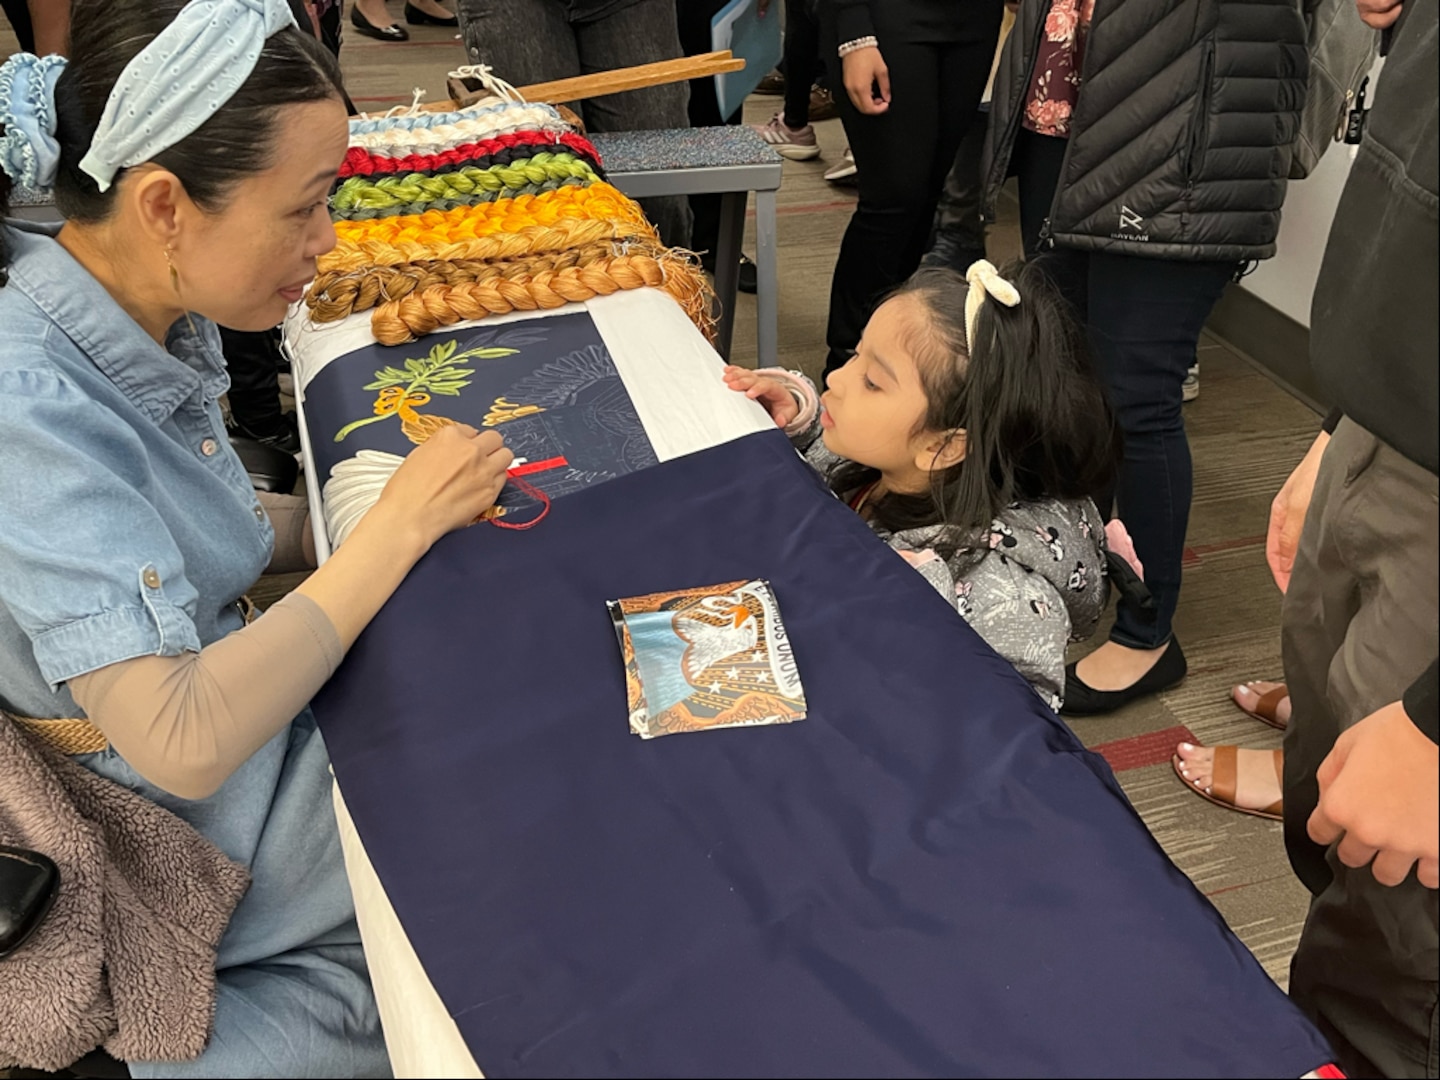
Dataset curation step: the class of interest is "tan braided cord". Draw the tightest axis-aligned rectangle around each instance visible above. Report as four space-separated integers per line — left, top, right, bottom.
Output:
6 713 109 755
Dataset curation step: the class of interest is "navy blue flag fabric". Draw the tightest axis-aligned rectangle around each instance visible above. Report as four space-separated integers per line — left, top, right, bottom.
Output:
302 312 657 512
312 430 1333 1077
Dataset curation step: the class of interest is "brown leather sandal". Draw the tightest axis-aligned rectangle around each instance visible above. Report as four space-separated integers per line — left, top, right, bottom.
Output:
1172 745 1283 822
1233 681 1289 731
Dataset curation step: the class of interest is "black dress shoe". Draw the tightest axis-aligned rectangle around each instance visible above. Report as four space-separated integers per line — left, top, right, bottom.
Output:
350 5 410 40
405 2 458 25
738 253 758 294
1061 638 1188 716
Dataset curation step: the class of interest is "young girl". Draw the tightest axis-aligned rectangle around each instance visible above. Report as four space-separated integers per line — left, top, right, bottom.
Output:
725 259 1128 711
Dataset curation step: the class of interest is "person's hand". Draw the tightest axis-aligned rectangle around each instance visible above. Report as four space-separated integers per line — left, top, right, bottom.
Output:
1309 700 1440 888
841 46 890 115
723 365 799 429
1356 0 1403 28
1267 430 1329 593
375 424 514 547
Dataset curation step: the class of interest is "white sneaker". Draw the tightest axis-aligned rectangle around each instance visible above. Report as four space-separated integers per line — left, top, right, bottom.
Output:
823 146 856 184
750 113 822 161
1182 363 1199 402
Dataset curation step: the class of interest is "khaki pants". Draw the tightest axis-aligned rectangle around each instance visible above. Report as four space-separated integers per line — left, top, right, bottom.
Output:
1282 419 1440 1079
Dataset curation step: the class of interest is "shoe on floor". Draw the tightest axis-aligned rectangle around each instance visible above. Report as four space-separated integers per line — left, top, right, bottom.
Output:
809 85 838 122
1183 362 1200 402
751 113 821 161
1061 638 1188 716
699 253 758 295
823 147 856 184
405 1 457 25
351 4 409 40
755 69 786 95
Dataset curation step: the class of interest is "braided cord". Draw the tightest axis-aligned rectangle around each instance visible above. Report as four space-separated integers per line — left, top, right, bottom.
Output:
339 131 602 179
368 252 714 346
317 218 657 274
332 182 649 247
307 239 624 321
331 154 600 214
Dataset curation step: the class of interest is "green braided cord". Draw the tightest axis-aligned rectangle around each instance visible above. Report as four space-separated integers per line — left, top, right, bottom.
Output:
331 176 591 221
330 152 599 212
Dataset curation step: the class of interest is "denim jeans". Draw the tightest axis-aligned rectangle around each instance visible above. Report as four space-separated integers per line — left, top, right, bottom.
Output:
454 0 692 247
1011 129 1235 648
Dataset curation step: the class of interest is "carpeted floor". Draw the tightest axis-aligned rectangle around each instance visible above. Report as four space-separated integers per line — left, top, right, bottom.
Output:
1 6 1325 993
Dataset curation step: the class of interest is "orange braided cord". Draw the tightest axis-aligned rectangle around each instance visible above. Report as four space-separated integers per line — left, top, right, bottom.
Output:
317 218 656 274
370 253 716 345
331 183 648 247
306 240 622 323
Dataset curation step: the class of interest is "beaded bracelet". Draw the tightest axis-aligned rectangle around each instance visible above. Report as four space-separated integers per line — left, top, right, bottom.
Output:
837 35 878 58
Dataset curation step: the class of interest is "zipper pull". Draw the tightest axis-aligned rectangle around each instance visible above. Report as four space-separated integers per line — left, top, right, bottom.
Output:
1038 216 1055 250
1343 76 1370 145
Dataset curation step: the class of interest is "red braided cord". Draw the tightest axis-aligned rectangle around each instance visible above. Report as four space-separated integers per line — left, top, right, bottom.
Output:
488 474 551 531
340 131 603 179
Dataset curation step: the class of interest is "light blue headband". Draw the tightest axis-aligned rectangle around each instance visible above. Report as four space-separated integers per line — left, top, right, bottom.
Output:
0 0 299 194
79 0 298 191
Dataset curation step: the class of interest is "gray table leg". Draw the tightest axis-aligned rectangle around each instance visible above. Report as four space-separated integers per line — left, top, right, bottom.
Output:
713 190 746 361
754 189 778 369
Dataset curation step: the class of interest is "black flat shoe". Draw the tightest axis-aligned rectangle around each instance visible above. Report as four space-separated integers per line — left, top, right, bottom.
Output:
1061 639 1188 716
350 5 410 40
405 2 458 25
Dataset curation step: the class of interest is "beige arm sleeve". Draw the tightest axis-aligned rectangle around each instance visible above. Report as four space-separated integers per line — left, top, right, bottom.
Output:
258 490 316 574
67 592 342 800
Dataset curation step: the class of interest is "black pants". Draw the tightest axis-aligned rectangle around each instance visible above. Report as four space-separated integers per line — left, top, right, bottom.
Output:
1 0 32 51
221 326 288 437
780 0 821 128
676 0 741 263
1012 130 1235 649
821 2 1004 372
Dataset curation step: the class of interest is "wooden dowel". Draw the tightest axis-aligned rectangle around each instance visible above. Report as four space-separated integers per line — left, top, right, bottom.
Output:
427 51 746 112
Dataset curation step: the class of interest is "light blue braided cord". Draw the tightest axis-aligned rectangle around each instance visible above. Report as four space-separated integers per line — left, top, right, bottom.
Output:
347 99 562 134
77 0 298 192
0 53 68 191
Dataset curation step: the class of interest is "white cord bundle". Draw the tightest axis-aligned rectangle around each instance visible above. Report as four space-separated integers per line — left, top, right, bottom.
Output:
348 110 570 156
447 63 525 105
321 450 405 548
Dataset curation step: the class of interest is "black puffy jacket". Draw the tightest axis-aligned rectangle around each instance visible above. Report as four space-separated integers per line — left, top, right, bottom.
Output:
983 0 1308 262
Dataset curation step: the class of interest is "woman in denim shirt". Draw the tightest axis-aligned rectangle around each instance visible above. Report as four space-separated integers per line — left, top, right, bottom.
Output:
0 2 515 1075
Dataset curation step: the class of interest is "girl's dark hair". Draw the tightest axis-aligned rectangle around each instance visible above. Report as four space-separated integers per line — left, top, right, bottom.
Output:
1 0 345 283
829 261 1122 558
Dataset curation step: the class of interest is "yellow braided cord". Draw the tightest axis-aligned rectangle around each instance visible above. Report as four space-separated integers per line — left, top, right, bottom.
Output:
330 153 600 212
317 218 658 273
332 182 649 247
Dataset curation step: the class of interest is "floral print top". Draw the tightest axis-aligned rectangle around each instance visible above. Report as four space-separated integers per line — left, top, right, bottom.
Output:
1022 0 1096 138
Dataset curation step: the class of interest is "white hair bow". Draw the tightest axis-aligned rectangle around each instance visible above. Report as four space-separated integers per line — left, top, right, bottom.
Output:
964 259 1021 351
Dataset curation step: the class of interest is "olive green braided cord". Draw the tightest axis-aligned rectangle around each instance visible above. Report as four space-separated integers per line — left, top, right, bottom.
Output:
330 153 599 212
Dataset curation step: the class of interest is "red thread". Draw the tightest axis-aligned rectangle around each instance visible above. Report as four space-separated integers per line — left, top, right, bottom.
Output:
340 131 602 179
487 474 551 531
508 454 568 477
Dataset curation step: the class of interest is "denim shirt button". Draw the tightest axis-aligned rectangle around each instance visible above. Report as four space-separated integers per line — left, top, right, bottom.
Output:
253 506 265 523
200 438 218 457
142 566 161 589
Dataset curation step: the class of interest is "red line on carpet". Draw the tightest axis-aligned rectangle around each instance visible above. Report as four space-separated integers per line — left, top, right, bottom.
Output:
509 455 568 477
1204 873 1294 899
1090 725 1197 772
1182 534 1267 566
